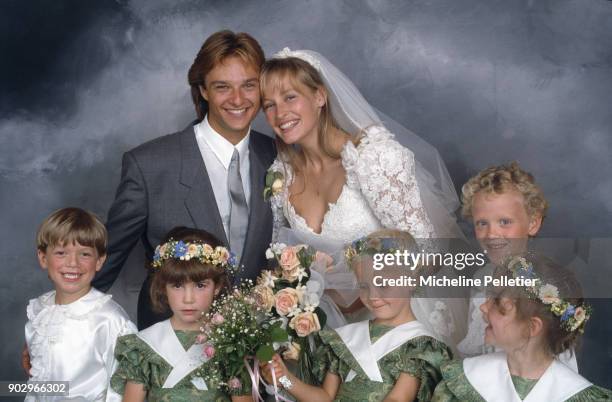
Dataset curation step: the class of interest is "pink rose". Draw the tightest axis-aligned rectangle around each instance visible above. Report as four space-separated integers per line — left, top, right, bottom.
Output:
203 344 215 359
212 313 225 325
280 247 300 271
228 377 242 390
196 334 207 344
274 288 300 316
289 311 321 337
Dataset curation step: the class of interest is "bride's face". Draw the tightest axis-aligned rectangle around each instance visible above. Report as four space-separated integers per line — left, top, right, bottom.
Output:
262 76 326 146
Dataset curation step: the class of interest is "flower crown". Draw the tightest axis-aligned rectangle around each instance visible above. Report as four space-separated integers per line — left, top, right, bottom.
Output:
152 239 238 272
274 47 321 71
505 255 591 333
344 236 401 264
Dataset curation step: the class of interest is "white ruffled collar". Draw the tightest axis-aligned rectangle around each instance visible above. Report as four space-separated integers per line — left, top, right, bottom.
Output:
26 288 112 381
27 287 112 321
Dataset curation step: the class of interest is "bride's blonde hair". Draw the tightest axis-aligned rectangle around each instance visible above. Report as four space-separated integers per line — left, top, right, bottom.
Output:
260 57 355 173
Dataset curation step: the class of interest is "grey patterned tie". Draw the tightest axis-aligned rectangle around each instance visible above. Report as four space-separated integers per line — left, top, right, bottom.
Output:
228 148 248 259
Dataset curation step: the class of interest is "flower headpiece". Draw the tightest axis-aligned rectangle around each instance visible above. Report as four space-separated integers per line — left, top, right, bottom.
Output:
344 236 401 264
273 47 322 71
505 255 591 333
152 239 238 272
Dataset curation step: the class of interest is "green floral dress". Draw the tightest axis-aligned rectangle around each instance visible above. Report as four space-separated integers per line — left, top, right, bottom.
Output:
431 359 612 401
313 322 453 402
111 330 230 402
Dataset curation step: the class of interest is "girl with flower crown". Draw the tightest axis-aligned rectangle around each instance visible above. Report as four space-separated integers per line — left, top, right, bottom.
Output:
432 254 612 401
110 227 252 402
263 229 453 402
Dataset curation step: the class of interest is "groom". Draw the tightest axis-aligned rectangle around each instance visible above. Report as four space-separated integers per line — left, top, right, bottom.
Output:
93 30 276 329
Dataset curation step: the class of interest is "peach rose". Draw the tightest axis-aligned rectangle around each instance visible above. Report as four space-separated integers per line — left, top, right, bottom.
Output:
274 288 300 316
290 311 321 337
253 285 275 312
280 247 300 271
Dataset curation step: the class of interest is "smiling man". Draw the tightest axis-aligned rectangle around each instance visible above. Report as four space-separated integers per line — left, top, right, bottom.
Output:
93 30 276 329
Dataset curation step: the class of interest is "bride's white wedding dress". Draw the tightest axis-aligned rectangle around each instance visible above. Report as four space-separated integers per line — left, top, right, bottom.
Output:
265 48 467 351
269 125 467 350
272 125 433 243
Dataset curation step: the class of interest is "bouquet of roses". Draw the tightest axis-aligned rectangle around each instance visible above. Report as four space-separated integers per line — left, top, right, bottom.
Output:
193 284 289 396
251 243 331 384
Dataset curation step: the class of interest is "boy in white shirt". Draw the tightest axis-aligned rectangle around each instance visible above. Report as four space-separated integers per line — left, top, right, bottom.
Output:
25 207 136 401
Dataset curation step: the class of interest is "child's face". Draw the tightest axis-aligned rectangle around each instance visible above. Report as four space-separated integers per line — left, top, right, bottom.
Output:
471 189 542 265
38 241 105 305
166 279 219 331
354 257 413 326
480 296 529 351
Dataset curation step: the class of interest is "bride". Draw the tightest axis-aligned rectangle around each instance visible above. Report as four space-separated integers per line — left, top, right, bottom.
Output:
260 48 467 349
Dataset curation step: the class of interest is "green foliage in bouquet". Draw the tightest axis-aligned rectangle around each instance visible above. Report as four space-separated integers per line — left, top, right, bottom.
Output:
193 284 289 395
251 243 333 385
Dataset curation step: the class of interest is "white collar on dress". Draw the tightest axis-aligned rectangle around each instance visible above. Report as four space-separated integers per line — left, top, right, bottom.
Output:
137 319 208 389
463 352 591 402
335 320 437 382
195 114 250 169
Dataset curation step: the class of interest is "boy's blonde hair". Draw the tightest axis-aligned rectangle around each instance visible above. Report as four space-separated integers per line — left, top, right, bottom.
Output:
461 162 548 220
36 207 107 256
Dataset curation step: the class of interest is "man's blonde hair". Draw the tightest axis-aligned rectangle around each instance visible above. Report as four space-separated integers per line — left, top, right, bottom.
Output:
37 207 107 256
461 162 548 220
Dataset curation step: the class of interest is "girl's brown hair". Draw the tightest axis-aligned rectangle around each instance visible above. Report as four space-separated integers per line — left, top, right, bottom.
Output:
149 227 230 314
491 254 585 356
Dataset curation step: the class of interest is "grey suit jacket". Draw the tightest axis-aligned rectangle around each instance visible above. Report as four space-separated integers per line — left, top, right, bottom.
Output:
94 122 276 291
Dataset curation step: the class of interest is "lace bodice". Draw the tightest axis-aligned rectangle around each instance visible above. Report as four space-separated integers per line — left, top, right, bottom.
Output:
285 183 382 244
268 125 435 243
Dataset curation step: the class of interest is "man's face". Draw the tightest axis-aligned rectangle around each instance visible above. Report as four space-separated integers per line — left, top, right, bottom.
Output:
200 56 260 142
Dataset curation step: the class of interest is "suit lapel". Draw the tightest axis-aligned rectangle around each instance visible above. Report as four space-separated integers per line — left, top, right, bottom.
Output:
179 124 228 245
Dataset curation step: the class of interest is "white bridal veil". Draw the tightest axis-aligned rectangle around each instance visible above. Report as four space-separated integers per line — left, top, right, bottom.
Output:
271 48 468 347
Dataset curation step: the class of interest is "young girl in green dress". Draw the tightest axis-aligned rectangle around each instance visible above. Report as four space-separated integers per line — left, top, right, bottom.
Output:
110 227 252 402
432 254 612 401
264 229 453 402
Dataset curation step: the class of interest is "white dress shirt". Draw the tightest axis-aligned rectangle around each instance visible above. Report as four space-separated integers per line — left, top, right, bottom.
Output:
194 116 251 239
24 288 137 401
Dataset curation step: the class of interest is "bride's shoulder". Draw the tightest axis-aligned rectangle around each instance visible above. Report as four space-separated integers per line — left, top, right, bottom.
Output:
358 124 396 146
341 124 409 169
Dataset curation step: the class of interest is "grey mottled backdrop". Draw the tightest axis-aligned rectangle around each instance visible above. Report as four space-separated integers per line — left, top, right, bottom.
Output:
1 0 611 388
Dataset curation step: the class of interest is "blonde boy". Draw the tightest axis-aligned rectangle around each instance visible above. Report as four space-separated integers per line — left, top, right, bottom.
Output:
457 162 547 356
461 161 547 266
25 208 136 401
456 163 577 370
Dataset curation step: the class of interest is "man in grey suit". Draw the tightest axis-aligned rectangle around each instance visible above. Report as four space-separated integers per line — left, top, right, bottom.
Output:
93 30 276 329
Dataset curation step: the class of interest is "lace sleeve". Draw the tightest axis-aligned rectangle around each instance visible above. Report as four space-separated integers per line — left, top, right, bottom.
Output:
346 126 435 239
